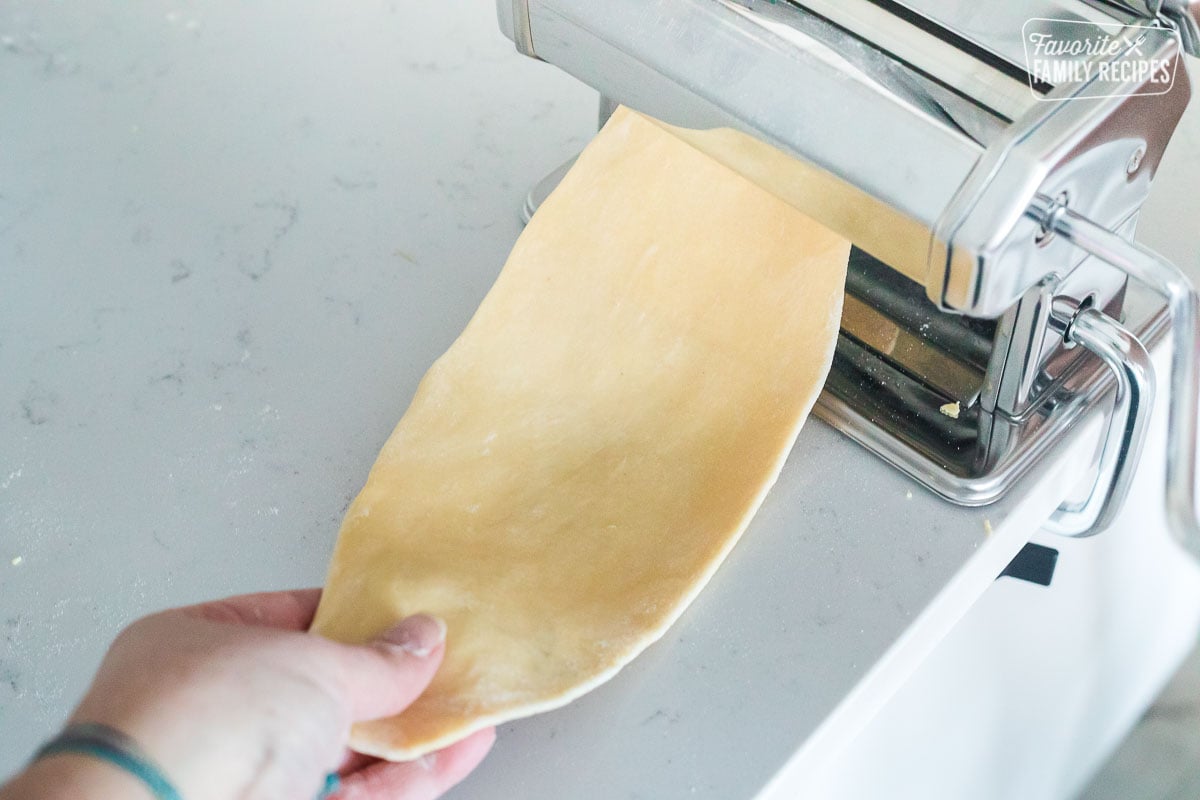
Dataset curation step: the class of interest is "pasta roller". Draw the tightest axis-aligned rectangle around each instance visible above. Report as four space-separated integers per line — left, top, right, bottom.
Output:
499 0 1200 550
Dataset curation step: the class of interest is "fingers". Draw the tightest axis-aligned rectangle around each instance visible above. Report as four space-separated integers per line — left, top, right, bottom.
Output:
335 728 496 800
333 614 447 721
179 588 324 630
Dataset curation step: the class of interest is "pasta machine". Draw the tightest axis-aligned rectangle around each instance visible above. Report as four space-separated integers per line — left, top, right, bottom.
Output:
499 0 1200 550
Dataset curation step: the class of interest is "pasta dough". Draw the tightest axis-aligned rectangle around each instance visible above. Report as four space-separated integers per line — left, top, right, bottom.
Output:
310 106 850 760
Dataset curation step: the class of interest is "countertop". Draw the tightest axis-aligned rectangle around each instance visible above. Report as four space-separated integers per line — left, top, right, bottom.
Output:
3 1 1200 796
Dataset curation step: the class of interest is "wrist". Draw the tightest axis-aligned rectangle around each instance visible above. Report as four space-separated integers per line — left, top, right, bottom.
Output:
66 699 333 800
67 699 249 800
0 753 156 800
4 721 185 800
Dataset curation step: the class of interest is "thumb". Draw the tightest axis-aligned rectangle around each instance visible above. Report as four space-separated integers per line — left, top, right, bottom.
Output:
330 614 447 722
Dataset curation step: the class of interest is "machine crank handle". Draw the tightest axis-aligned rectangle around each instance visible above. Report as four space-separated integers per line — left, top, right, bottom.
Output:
1043 302 1154 536
1030 193 1200 557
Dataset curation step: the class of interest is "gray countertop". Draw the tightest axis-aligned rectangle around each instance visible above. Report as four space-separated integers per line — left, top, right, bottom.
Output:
3 2 1200 797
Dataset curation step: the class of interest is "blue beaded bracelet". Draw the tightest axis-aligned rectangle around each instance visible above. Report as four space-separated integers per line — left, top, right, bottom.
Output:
34 722 342 800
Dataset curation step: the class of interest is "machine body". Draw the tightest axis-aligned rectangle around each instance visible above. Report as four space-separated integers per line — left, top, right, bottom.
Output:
501 0 1200 544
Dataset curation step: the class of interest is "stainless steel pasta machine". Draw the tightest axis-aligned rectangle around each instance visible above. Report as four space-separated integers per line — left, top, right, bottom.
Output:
499 0 1200 550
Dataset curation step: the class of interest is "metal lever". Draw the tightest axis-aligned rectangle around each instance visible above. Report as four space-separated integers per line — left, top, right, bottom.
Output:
1030 193 1200 557
1043 301 1154 536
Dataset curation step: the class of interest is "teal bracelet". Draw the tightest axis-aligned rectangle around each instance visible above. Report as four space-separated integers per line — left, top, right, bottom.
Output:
316 771 342 800
33 722 342 800
33 723 182 800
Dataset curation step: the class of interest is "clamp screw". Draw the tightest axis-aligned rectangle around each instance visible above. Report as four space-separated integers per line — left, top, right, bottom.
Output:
1126 145 1146 176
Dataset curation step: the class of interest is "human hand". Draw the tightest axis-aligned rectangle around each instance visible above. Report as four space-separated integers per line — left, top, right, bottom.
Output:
2 589 494 800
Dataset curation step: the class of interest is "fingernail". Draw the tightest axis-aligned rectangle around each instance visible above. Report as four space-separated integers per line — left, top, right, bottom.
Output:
378 614 445 657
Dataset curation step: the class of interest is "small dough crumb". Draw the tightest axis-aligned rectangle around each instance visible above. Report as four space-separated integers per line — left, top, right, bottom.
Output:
905 490 913 500
11 556 23 566
939 401 961 419
983 519 993 537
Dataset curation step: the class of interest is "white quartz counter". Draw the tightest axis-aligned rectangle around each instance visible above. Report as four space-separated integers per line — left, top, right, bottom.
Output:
3 1 1199 796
